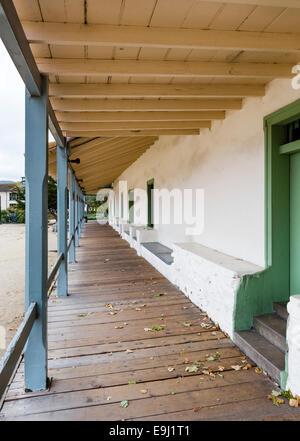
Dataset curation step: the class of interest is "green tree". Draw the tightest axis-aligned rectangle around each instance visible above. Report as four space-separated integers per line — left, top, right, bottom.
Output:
48 176 57 218
11 177 58 221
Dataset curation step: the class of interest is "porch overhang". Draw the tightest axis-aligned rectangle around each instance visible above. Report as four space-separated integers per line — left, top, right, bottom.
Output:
3 0 300 193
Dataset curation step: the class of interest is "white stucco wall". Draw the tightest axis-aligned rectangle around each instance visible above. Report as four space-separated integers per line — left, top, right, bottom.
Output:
113 79 300 268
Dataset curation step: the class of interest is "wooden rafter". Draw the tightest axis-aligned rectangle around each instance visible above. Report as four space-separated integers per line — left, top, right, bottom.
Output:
64 129 200 137
56 111 225 122
37 58 293 79
202 0 300 7
49 83 265 98
51 98 243 112
60 121 211 131
23 21 300 53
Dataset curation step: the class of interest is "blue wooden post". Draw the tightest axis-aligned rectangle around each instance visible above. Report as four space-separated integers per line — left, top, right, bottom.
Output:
24 75 48 391
68 169 75 263
75 183 79 247
79 192 83 235
57 142 68 297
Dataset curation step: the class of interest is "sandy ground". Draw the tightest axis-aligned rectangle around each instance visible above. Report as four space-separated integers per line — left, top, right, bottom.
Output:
0 224 57 358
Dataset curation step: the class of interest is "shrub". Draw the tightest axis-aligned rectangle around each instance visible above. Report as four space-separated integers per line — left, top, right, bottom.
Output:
0 210 9 222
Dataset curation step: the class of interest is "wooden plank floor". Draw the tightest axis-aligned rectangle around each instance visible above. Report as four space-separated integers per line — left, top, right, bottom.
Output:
1 222 300 421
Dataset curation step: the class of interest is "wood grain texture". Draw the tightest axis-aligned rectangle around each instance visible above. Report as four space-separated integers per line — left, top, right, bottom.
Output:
1 223 299 421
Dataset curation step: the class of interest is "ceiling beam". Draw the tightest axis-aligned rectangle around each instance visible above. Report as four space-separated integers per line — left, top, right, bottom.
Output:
23 21 300 53
71 137 155 162
60 121 211 131
47 100 64 146
77 143 155 173
56 111 225 122
51 98 243 111
49 83 265 98
36 58 293 79
64 129 200 137
202 0 300 8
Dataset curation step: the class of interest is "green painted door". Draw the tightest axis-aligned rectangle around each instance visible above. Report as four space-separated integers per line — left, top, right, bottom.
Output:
290 151 300 294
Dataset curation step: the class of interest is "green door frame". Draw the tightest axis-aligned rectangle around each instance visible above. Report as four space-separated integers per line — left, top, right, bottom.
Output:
147 178 154 228
233 99 300 389
234 99 300 332
128 188 134 224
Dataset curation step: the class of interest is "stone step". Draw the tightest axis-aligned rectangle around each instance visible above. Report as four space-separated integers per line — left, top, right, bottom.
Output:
234 330 285 383
273 301 288 321
253 313 287 352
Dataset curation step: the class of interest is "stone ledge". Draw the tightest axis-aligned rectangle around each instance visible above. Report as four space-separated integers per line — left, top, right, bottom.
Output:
173 242 263 276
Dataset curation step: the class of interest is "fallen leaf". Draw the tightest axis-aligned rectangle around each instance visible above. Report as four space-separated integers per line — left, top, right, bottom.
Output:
144 327 152 332
194 407 201 412
231 365 242 371
120 400 129 408
128 381 136 384
151 325 164 331
271 390 281 397
289 399 299 408
183 322 191 327
255 367 262 374
107 396 112 401
154 293 164 297
185 365 199 373
168 367 175 372
77 313 87 317
125 349 133 354
140 389 147 394
242 363 252 370
183 358 190 364
218 366 225 372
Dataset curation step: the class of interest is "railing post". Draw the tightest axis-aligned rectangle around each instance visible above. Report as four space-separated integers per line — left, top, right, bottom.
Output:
24 75 49 391
57 141 68 297
68 169 75 263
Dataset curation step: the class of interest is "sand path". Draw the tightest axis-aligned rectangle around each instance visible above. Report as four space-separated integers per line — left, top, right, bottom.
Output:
0 224 57 358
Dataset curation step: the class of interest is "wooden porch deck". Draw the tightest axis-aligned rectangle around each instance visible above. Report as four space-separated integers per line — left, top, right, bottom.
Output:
1 222 300 421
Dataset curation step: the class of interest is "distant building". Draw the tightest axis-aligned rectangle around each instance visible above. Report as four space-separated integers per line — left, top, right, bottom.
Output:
0 182 19 210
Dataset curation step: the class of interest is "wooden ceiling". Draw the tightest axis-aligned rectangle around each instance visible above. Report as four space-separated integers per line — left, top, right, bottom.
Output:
13 0 300 192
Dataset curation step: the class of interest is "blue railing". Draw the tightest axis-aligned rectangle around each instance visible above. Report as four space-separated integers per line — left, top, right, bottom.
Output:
0 231 76 402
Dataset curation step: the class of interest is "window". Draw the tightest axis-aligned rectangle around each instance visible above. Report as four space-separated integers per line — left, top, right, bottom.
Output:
286 118 300 143
9 192 17 201
128 189 134 224
147 179 154 228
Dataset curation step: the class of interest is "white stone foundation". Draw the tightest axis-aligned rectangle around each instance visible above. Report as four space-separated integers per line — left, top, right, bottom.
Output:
286 295 300 396
172 243 262 338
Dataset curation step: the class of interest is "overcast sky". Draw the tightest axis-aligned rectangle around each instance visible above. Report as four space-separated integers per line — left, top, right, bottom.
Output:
0 40 54 183
0 40 25 182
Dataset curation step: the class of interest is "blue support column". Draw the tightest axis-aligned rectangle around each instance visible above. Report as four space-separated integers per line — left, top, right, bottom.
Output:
68 169 75 263
57 142 68 297
24 75 48 391
75 184 79 247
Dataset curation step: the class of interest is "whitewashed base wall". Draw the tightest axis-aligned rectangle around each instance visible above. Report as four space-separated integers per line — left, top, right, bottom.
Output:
116 223 262 339
286 296 300 396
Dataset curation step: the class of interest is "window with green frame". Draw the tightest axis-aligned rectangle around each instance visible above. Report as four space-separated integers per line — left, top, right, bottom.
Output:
128 189 134 224
147 178 154 228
